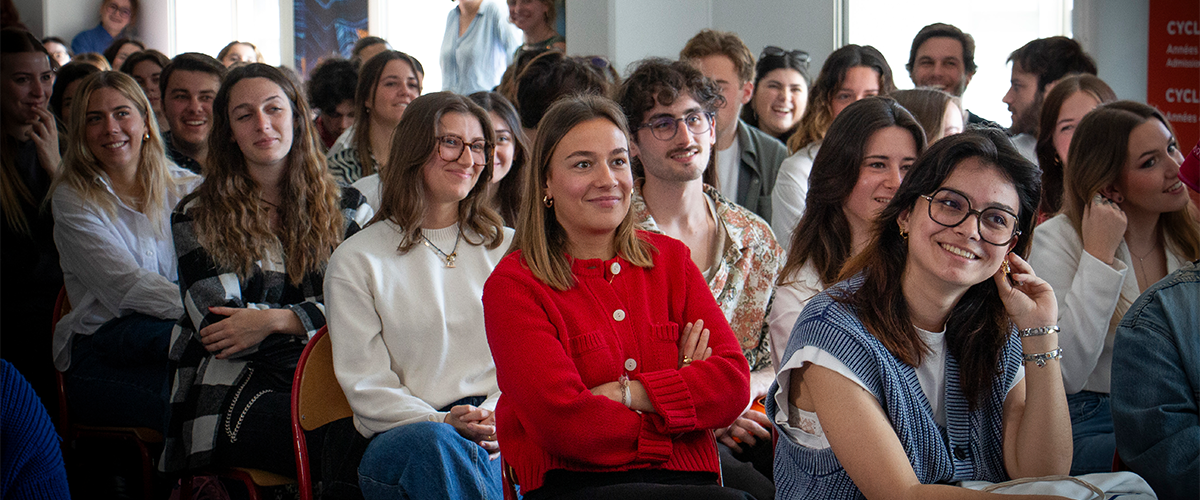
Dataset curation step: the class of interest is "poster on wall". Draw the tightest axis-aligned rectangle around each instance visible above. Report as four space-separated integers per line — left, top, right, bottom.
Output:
1148 0 1199 144
294 0 368 78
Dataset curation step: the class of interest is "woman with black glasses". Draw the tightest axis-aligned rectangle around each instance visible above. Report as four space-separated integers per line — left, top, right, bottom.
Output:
770 128 1071 499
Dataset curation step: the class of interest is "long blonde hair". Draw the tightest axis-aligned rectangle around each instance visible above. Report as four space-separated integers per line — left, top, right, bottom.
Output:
510 94 654 291
372 91 505 252
190 63 345 285
1063 100 1200 260
51 71 190 231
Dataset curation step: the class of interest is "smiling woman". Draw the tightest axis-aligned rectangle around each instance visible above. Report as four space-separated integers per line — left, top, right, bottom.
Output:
325 92 511 499
328 50 424 187
50 71 200 433
161 63 373 478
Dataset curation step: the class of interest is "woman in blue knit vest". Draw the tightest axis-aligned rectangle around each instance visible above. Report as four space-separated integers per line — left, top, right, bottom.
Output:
768 128 1072 499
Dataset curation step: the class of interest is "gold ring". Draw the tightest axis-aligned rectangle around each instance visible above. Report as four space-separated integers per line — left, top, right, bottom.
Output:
682 356 693 364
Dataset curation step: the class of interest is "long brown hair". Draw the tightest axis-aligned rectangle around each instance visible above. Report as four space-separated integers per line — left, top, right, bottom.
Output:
838 128 1041 408
1035 74 1116 217
787 44 895 153
191 63 344 285
1063 101 1200 260
780 97 925 287
1 28 52 234
511 94 654 291
351 50 423 178
469 91 529 227
372 91 505 253
51 71 192 230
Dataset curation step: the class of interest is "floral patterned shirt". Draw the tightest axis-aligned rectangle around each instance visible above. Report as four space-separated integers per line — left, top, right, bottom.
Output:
632 184 784 372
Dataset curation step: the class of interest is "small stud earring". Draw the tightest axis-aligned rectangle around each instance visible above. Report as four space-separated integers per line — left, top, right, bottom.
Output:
542 195 554 207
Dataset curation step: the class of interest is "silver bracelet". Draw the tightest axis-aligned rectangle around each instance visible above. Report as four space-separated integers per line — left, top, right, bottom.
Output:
1023 347 1063 367
1019 325 1060 337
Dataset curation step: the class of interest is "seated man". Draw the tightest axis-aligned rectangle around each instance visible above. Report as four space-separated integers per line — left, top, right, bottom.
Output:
615 57 784 500
1112 259 1199 500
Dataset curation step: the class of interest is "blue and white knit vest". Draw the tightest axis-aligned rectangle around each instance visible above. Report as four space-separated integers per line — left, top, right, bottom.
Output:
767 276 1022 499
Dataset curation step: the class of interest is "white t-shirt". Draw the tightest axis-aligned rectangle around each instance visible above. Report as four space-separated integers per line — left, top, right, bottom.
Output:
716 135 740 203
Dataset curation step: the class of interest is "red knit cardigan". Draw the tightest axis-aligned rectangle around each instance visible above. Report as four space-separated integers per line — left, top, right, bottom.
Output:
482 231 750 494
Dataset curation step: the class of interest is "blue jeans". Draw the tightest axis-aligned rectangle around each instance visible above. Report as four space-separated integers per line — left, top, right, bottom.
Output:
358 421 503 500
1067 391 1115 474
65 313 174 432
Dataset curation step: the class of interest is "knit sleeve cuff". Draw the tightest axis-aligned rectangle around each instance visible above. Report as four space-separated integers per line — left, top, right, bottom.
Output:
636 370 696 434
636 414 673 463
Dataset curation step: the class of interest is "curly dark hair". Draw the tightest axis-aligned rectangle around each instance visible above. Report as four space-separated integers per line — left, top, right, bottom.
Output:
306 57 357 113
613 57 725 179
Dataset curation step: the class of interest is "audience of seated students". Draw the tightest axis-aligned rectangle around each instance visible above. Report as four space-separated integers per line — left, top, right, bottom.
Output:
771 127 1071 498
51 71 200 432
1029 100 1199 475
159 63 372 480
71 51 111 70
306 58 357 151
42 36 71 67
159 53 226 174
483 93 752 500
1034 74 1116 219
102 37 143 70
1112 259 1200 500
617 58 782 500
49 62 100 127
332 51 424 192
351 36 391 67
326 91 512 500
217 40 263 68
119 49 171 132
71 0 135 55
1002 36 1097 162
681 29 789 224
904 23 1000 128
772 44 895 240
890 87 964 144
1 28 63 414
441 0 520 95
768 97 924 365
741 46 810 145
508 0 564 60
469 90 529 226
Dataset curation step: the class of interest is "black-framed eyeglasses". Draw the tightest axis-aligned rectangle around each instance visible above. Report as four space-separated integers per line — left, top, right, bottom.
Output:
436 135 489 165
761 46 810 69
635 111 714 142
920 188 1021 246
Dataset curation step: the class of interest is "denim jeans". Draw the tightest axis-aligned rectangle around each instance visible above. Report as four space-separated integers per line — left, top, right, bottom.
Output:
1067 390 1115 474
358 421 502 500
65 313 174 432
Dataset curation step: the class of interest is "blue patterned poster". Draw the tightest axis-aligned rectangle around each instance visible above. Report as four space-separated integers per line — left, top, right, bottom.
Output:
294 0 368 77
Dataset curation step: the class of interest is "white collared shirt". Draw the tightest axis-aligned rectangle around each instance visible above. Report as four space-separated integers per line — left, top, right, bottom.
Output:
51 165 202 370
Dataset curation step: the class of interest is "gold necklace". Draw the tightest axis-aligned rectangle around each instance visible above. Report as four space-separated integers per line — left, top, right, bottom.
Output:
421 228 462 268
1129 238 1162 287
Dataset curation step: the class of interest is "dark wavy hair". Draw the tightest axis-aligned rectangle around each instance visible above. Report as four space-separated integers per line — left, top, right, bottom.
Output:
838 127 1041 408
780 97 926 287
307 57 357 114
1007 37 1096 93
515 50 610 130
788 44 896 153
50 61 100 122
613 57 725 180
470 91 530 227
101 37 143 66
192 63 344 285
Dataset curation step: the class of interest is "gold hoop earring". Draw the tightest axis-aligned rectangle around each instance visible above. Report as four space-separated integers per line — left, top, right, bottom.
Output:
543 195 554 207
899 228 908 240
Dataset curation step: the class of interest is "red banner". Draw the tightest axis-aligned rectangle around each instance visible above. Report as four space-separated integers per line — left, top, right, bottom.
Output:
1148 0 1200 145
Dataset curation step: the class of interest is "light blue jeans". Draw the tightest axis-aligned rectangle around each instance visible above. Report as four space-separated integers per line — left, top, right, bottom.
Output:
358 421 503 500
1067 390 1115 474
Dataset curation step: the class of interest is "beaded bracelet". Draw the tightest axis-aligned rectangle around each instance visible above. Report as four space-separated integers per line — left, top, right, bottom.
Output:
1019 325 1060 337
1023 347 1063 367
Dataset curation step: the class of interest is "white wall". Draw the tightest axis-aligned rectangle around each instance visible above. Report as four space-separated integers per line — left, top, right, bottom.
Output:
1074 0 1148 102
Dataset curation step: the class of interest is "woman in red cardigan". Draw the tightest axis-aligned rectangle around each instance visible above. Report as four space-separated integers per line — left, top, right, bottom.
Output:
482 94 752 499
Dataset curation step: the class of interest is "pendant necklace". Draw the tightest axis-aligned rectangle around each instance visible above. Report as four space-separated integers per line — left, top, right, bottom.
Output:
422 228 462 268
1130 239 1161 289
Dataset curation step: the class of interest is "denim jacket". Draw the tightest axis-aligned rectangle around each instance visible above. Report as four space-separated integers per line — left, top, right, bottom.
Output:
1111 259 1200 500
